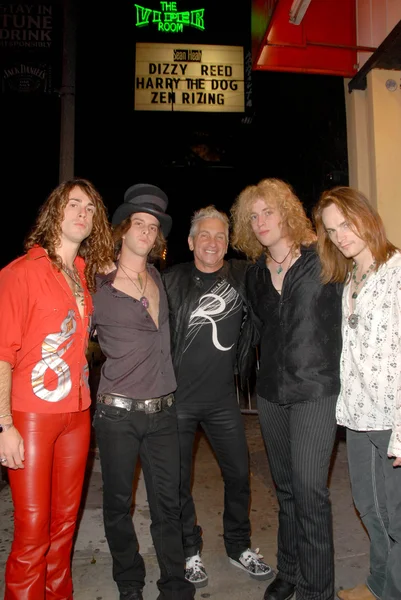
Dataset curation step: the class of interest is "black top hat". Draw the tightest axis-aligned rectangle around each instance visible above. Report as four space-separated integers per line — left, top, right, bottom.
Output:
112 183 172 237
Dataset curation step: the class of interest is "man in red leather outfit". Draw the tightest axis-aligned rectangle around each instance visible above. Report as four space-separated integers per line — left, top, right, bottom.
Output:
0 179 113 600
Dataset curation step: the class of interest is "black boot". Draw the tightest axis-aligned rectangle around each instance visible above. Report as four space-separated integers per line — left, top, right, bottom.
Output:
120 588 143 600
264 576 295 600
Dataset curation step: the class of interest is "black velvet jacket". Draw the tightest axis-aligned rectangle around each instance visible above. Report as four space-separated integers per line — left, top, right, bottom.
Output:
162 259 258 381
247 245 342 404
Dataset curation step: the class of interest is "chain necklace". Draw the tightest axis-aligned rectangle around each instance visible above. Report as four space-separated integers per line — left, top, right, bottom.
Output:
61 263 85 307
348 260 376 329
268 245 293 274
119 263 149 309
119 262 147 288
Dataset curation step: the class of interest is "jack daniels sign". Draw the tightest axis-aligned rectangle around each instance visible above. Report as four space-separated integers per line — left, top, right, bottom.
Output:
0 1 62 94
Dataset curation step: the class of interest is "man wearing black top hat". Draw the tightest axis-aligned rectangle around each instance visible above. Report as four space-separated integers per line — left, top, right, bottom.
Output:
92 184 195 600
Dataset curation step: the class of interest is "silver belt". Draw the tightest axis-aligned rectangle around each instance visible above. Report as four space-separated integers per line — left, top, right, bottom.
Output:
97 392 174 414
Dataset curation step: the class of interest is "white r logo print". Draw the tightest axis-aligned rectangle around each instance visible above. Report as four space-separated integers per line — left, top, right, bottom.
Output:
191 293 234 351
31 310 77 402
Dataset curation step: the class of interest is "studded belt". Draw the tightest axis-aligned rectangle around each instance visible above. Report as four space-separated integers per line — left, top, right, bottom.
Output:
97 392 174 414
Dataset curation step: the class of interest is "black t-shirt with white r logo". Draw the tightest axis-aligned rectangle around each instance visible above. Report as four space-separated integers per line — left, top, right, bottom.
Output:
175 266 243 404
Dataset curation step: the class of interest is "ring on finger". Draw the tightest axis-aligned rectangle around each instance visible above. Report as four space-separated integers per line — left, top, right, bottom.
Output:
0 457 7 463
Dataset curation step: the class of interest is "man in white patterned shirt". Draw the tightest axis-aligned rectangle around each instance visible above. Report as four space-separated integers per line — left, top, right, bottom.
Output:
314 186 401 600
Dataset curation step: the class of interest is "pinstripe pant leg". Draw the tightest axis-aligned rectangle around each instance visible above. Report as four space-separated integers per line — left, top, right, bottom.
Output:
258 396 337 600
257 395 297 584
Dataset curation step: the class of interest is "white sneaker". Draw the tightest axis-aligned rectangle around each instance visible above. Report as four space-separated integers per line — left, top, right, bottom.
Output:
185 552 208 588
229 548 274 580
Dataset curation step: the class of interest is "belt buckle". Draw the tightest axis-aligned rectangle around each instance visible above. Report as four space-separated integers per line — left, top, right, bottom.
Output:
144 398 161 414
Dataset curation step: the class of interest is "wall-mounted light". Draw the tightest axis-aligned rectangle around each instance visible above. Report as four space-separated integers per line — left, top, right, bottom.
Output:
289 0 312 25
385 79 398 92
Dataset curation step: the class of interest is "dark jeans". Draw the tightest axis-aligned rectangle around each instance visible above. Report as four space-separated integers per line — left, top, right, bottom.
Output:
347 428 401 600
257 395 337 600
93 402 195 600
176 392 251 560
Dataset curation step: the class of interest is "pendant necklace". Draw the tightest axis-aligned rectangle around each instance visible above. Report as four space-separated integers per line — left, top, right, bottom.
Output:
275 255 295 294
268 245 293 274
119 263 147 288
348 260 376 329
119 264 149 309
61 263 85 307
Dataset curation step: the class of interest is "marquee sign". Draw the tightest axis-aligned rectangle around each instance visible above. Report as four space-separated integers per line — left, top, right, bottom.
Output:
134 2 205 33
135 43 245 112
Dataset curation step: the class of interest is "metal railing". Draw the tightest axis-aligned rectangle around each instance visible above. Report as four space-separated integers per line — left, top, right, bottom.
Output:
235 373 258 414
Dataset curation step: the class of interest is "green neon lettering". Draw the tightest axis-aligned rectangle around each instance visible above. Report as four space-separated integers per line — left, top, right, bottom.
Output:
158 21 183 32
135 1 205 32
177 11 190 25
134 4 152 27
160 2 177 10
190 9 204 30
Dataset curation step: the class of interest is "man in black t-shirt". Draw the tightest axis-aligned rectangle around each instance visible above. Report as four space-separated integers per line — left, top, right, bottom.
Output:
162 206 273 589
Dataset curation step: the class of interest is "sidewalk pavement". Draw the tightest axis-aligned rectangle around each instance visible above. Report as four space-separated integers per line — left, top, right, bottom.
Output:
0 415 369 600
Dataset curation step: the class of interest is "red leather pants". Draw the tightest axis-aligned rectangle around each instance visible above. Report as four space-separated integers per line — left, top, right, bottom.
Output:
5 410 90 600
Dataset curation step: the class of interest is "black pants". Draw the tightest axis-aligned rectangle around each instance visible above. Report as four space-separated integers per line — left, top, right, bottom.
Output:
257 395 337 600
176 392 251 560
93 402 195 600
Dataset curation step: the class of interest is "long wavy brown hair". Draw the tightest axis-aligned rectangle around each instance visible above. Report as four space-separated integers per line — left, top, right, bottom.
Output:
113 215 166 262
231 178 316 261
313 186 398 284
25 178 114 292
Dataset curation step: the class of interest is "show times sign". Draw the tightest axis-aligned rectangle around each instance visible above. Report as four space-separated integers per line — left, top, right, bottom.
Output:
135 43 245 112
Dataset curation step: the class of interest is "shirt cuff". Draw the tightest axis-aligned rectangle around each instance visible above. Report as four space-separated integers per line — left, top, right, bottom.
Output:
0 349 16 369
388 430 401 458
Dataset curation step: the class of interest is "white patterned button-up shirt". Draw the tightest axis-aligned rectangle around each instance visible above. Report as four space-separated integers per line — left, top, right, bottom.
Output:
336 252 401 456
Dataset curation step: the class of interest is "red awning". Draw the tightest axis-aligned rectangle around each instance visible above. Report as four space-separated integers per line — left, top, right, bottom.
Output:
253 0 359 77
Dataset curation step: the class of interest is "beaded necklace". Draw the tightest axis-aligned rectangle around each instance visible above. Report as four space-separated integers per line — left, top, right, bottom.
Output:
351 261 376 299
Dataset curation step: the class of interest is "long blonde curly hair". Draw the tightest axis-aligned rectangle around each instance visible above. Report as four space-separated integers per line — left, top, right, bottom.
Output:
25 178 114 292
231 178 316 261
